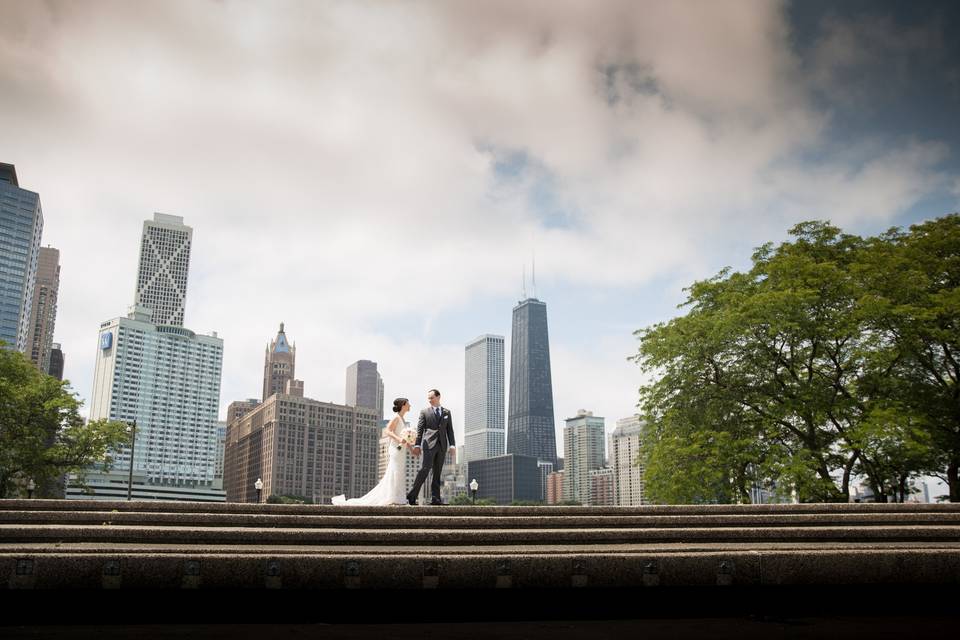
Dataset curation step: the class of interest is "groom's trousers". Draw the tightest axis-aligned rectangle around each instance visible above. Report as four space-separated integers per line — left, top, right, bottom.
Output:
409 444 446 504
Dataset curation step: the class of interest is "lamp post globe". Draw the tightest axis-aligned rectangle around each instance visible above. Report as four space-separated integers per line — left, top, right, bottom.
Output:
27 479 36 500
469 478 478 505
255 478 264 504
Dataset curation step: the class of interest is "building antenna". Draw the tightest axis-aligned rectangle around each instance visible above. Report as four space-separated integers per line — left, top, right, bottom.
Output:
522 263 527 300
532 249 537 299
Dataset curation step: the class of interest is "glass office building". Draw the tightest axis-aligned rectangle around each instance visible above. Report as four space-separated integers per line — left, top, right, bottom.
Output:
464 334 505 464
466 453 542 505
0 163 43 353
507 298 558 467
76 305 225 500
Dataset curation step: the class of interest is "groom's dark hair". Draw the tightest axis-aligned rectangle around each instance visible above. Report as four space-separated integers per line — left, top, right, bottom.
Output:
429 388 441 398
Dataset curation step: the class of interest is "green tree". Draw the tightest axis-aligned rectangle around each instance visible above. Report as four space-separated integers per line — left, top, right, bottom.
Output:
633 220 950 503
266 494 310 504
0 344 129 498
450 493 496 506
846 405 935 502
858 214 960 501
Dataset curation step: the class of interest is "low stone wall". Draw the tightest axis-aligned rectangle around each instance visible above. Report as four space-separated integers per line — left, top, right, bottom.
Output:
2 499 959 591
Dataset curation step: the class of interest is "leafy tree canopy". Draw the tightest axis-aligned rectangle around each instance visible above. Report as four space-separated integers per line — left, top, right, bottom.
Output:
633 215 959 503
0 344 129 498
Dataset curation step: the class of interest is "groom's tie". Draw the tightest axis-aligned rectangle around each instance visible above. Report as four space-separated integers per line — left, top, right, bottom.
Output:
435 407 441 421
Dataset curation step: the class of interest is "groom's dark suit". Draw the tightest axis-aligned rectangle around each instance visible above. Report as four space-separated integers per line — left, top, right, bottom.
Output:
407 405 455 505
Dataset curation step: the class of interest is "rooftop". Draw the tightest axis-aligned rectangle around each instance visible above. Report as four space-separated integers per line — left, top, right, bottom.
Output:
0 162 20 187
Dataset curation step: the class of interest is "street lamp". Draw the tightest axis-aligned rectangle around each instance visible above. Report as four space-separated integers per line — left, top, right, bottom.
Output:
27 479 35 499
126 420 137 501
470 478 479 505
255 477 263 504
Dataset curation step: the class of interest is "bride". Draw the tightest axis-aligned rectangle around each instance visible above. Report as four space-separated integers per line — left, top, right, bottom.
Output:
332 397 413 506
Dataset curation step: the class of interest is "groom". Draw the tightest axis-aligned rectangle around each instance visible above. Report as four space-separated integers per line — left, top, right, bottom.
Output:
407 388 455 506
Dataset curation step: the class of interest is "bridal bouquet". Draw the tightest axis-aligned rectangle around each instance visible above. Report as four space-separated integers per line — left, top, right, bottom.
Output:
400 427 417 447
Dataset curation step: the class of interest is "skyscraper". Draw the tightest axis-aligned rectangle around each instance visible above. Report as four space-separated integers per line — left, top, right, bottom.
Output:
507 297 557 467
25 247 60 372
71 212 224 502
464 334 505 464
134 213 192 326
611 416 646 506
214 421 227 490
345 360 384 421
589 467 615 506
47 343 64 380
263 323 296 402
74 304 225 501
0 163 43 353
562 410 606 505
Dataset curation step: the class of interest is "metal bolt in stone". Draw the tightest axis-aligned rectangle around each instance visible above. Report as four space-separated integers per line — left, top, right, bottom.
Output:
717 559 735 586
103 560 121 576
15 559 33 576
266 560 281 577
422 560 440 589
642 559 660 586
345 560 361 577
571 558 588 588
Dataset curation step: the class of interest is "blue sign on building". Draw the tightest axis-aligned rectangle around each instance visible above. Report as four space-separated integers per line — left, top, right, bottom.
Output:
100 331 113 350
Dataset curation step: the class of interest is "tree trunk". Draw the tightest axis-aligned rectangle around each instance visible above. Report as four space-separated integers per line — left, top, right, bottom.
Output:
841 451 859 499
949 458 959 503
869 479 888 503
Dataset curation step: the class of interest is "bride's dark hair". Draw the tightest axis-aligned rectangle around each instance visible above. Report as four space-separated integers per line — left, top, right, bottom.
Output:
392 397 409 413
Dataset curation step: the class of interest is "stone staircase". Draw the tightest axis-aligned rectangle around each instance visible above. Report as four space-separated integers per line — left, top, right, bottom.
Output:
3 500 959 590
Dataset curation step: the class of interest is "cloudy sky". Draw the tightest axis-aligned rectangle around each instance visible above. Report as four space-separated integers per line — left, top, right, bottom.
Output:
2 0 959 477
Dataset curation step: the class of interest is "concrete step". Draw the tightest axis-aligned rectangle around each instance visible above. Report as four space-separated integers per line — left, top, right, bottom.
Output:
3 500 959 590
3 548 959 590
4 509 960 528
2 524 959 545
3 499 958 516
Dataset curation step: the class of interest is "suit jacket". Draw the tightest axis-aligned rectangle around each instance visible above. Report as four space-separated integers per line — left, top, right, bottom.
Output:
416 406 455 452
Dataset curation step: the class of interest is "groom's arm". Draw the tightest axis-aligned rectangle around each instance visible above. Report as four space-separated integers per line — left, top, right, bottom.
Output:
414 410 425 450
447 411 455 448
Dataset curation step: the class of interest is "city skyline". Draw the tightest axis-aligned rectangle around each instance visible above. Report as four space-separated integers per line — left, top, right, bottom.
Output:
2 1 959 464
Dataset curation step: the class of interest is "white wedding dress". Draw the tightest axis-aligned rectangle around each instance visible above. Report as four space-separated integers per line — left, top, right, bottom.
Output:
332 414 408 506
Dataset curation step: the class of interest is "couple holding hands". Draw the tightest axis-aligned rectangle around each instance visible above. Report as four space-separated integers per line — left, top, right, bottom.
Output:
332 388 455 506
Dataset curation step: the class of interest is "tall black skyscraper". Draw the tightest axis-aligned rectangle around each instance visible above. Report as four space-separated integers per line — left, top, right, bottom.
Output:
507 298 558 467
